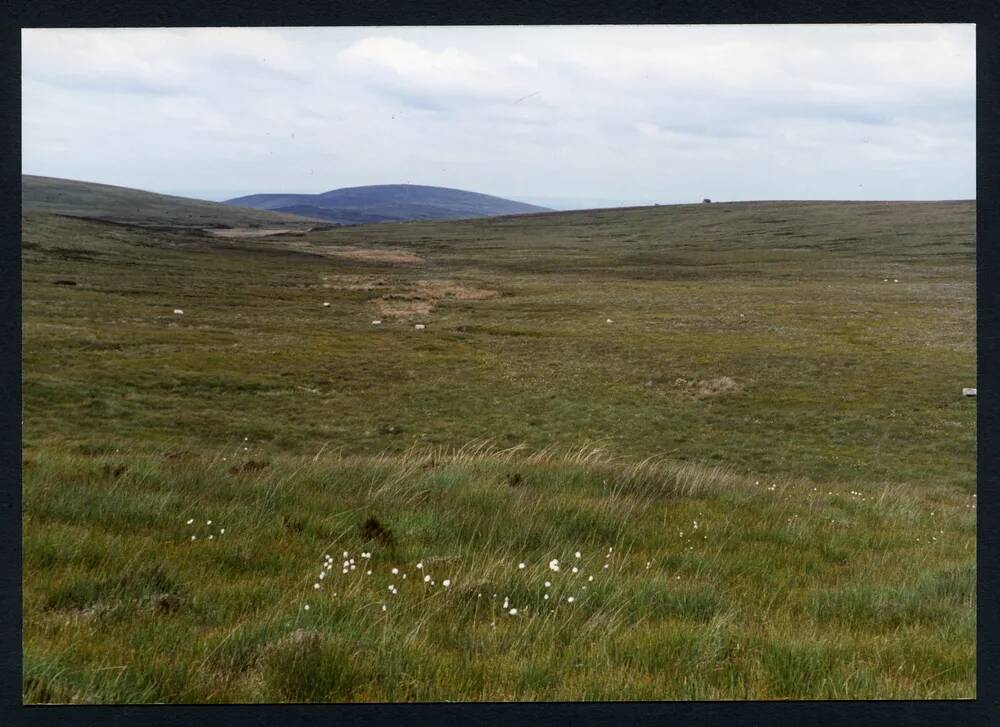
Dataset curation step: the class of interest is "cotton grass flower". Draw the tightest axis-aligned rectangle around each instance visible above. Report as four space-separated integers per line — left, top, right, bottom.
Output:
575 551 581 559
186 518 194 525
567 597 576 603
508 608 518 616
518 562 526 570
391 568 399 575
424 575 431 583
303 604 310 611
544 581 551 588
548 559 560 572
443 579 451 588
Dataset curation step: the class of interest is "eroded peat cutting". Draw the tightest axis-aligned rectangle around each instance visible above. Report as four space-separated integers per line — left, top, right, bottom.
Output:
21 200 976 702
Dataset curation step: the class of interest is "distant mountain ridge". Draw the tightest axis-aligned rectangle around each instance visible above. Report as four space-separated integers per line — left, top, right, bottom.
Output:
225 184 552 225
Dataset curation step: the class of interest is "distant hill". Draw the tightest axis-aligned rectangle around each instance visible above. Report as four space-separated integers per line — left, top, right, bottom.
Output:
22 175 328 230
225 184 552 225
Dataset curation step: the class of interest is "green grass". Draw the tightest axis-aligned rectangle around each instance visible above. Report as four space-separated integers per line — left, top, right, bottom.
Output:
21 199 976 701
22 447 975 702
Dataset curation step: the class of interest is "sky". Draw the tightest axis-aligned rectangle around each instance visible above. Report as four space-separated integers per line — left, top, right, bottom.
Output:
22 25 975 209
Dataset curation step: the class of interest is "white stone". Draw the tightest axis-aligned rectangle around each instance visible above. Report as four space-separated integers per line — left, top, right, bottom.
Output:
372 320 382 325
173 309 184 315
323 302 330 307
414 324 426 330
962 388 977 397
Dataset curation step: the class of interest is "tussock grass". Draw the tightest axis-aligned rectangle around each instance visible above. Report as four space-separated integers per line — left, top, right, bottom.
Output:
23 445 975 702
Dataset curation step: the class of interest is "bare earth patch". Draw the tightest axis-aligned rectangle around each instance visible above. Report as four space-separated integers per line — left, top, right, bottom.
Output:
373 280 499 318
676 376 746 398
321 275 499 318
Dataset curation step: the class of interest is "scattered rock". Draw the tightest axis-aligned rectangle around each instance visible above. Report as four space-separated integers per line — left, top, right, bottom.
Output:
173 309 184 315
962 388 977 397
53 279 77 286
414 323 426 330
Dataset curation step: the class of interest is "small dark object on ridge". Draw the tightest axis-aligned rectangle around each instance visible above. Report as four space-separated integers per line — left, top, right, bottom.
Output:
506 472 524 488
53 279 77 286
360 516 393 545
702 198 712 204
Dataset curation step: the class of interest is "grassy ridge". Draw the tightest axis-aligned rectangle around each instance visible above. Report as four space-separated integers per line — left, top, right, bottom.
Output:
22 175 326 229
23 445 975 702
21 199 976 701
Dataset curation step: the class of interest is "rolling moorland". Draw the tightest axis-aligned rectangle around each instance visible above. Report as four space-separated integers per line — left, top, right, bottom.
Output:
21 191 976 702
225 183 552 225
22 175 329 230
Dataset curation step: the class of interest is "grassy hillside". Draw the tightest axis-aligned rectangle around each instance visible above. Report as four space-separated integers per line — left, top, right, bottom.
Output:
21 199 976 701
22 175 327 230
226 183 552 225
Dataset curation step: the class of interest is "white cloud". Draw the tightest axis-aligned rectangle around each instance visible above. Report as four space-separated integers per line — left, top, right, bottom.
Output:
21 25 975 203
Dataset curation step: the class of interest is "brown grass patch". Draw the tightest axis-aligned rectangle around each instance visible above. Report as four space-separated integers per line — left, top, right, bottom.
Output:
329 248 424 265
209 228 308 238
321 275 395 291
676 376 746 398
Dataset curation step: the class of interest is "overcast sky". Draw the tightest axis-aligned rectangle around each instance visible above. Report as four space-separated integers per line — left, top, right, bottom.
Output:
22 25 975 209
